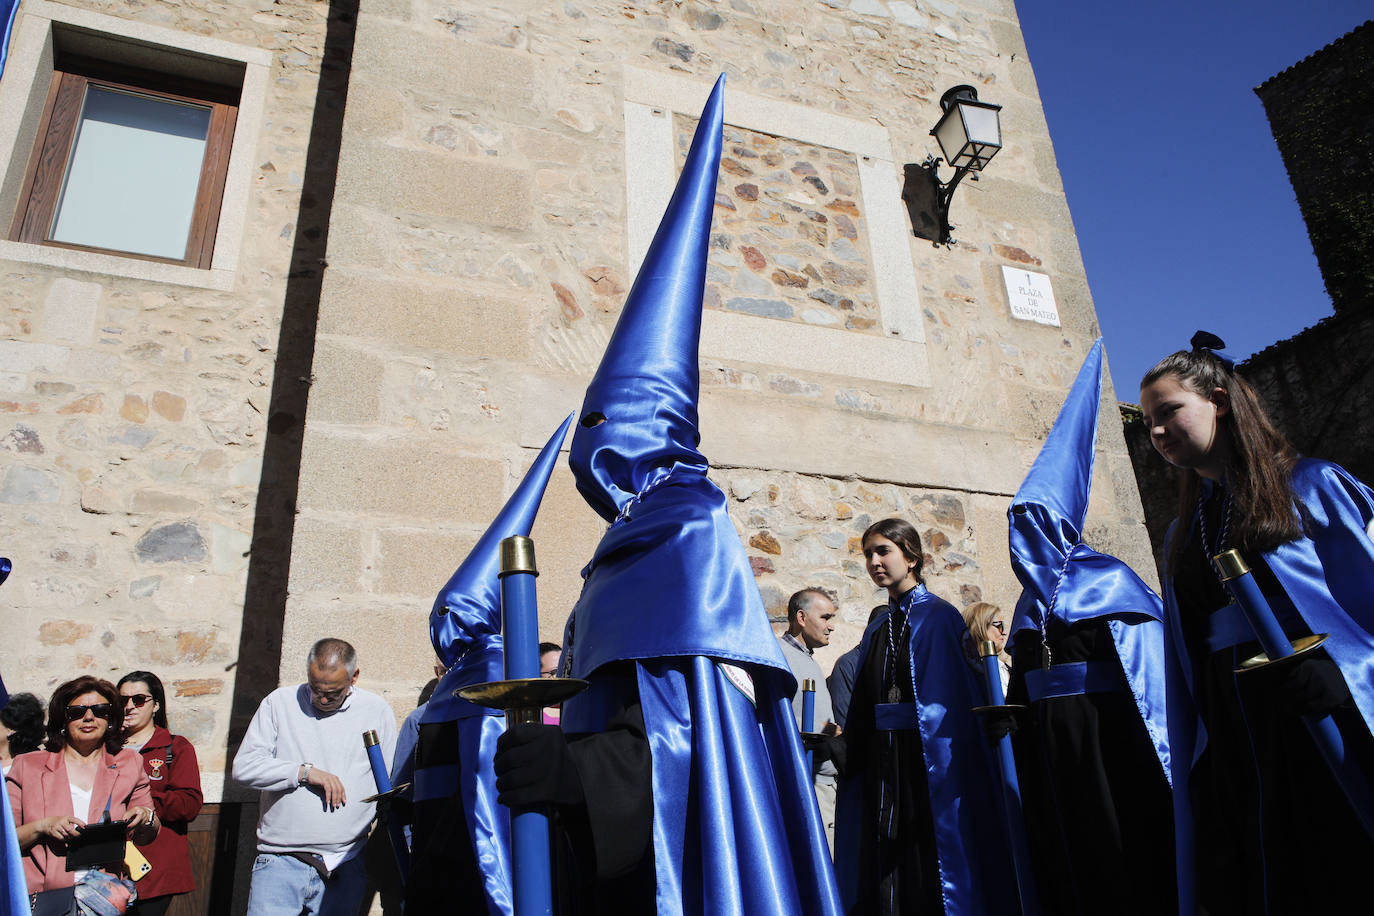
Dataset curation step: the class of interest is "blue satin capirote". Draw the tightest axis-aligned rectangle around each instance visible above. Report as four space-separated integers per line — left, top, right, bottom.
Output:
1162 459 1374 890
429 413 575 670
412 415 573 916
833 587 1015 915
568 76 721 525
1006 340 1175 784
561 74 841 915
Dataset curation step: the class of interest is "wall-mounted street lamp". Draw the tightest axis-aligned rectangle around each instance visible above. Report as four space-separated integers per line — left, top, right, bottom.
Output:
901 85 1003 247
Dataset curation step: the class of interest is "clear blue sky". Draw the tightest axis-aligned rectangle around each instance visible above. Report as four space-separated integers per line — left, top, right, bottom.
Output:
1015 1 1371 401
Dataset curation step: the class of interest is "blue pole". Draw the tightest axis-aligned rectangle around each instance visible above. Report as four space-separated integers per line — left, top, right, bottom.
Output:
801 679 816 774
980 642 1039 916
1213 550 1374 840
362 731 393 794
500 536 554 916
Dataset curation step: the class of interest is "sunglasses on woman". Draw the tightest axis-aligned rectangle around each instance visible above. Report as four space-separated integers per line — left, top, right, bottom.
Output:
65 703 114 721
122 694 153 708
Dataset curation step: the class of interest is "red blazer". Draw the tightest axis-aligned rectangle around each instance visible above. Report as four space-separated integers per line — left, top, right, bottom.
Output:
132 728 202 898
6 747 154 894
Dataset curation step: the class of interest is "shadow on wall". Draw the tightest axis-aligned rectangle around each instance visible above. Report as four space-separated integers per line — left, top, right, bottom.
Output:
225 0 360 780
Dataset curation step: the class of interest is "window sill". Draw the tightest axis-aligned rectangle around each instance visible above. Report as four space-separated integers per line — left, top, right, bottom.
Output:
0 239 236 290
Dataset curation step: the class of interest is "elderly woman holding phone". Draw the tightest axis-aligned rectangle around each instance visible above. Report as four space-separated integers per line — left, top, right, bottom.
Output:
7 675 159 914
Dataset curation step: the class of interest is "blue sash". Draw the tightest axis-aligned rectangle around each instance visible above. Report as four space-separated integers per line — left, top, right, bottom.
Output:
874 702 919 731
1024 661 1127 702
1204 593 1300 654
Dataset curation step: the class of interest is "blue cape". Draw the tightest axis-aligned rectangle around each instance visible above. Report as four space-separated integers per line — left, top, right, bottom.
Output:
409 414 572 915
1162 458 1374 914
833 586 1015 915
1007 340 1174 785
561 73 840 915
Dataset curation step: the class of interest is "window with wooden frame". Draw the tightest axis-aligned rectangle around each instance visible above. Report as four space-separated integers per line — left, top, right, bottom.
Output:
8 55 239 269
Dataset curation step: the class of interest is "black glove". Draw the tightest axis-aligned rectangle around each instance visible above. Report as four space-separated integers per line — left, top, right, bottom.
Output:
494 723 585 809
801 733 847 776
1263 653 1352 718
975 707 1020 742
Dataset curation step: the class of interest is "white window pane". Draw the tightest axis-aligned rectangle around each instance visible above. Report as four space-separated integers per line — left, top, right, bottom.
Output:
51 86 211 260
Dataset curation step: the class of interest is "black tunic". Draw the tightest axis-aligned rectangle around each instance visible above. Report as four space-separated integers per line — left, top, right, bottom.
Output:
404 718 487 913
1006 619 1176 915
1174 487 1374 915
839 615 943 916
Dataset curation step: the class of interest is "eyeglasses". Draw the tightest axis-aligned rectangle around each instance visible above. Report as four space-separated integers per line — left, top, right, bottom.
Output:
122 694 153 708
989 620 1007 634
65 703 114 721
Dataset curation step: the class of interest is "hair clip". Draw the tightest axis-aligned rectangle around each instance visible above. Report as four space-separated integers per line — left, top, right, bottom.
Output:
1190 330 1235 370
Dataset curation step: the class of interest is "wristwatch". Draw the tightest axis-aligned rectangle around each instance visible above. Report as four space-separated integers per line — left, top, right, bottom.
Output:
298 763 313 786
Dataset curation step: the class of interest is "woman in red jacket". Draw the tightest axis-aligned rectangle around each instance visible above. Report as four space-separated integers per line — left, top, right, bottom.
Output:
118 672 203 916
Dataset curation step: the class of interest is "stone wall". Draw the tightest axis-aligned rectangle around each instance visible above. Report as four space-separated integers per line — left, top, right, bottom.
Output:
2 0 1159 908
289 0 1158 716
1255 21 1374 315
0 0 335 795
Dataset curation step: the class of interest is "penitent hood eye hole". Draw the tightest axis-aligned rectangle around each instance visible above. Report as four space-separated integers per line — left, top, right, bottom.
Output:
580 411 607 428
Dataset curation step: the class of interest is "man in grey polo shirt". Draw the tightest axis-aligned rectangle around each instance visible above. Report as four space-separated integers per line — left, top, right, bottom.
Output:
233 638 398 916
779 587 839 854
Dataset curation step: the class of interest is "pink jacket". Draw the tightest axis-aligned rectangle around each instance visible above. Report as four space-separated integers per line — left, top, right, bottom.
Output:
6 748 154 894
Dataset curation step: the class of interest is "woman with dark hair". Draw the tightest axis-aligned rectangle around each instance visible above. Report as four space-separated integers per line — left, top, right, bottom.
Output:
2 692 46 774
7 675 158 912
118 671 202 916
1140 334 1374 914
828 518 1012 914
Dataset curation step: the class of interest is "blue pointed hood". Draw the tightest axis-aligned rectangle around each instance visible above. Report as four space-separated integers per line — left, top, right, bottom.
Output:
429 413 574 668
559 75 790 684
568 75 724 522
1008 339 1161 639
0 558 9 588
1006 343 1175 793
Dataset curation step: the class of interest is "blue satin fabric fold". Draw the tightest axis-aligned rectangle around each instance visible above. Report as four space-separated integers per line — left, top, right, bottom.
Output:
414 648 512 916
569 477 794 677
459 714 513 916
834 587 1014 916
565 657 841 915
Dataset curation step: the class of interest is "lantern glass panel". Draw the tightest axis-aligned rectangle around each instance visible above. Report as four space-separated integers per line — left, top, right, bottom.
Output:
961 103 1001 149
933 109 970 166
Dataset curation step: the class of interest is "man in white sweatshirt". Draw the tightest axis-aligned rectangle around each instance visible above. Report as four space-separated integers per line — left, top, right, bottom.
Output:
233 638 398 916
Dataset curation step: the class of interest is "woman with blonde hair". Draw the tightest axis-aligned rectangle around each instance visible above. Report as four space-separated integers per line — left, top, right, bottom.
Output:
960 602 1011 696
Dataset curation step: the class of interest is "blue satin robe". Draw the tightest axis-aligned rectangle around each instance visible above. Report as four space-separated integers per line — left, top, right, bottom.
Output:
833 585 1014 915
409 645 513 916
561 474 842 916
1162 458 1374 913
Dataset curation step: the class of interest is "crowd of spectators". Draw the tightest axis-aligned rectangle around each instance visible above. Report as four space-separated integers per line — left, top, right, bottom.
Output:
4 670 200 916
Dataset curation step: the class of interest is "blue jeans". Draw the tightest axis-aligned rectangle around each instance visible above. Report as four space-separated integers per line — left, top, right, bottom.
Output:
245 852 368 916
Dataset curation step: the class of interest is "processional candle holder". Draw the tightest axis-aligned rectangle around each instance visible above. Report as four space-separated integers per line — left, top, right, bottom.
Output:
972 639 1040 916
1213 548 1374 841
458 535 589 916
360 729 410 804
1213 550 1329 673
